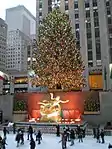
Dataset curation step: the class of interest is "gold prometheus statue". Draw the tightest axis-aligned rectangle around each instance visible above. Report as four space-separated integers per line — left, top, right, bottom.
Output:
38 93 69 122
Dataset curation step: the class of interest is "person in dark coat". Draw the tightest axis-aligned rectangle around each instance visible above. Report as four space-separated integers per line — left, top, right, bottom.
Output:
96 128 100 143
78 130 83 143
15 131 21 147
100 129 105 143
66 126 70 141
56 125 60 137
28 125 33 140
13 123 16 134
3 127 8 138
70 129 75 146
59 131 67 149
30 138 36 149
0 136 2 149
93 128 96 138
36 130 42 144
20 129 24 145
2 137 7 149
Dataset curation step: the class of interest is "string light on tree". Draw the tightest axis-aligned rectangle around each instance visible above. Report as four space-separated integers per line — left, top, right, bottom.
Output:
32 9 86 90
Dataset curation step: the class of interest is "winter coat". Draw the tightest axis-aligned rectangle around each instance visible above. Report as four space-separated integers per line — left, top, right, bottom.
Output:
36 131 42 139
70 130 75 139
15 133 21 142
100 131 104 138
30 139 36 149
28 126 33 134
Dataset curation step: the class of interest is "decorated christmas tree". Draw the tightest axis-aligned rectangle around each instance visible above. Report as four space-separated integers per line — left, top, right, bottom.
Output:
32 9 86 90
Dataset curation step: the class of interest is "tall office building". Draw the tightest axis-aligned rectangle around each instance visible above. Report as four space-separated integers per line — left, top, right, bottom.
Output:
6 5 36 36
6 29 31 71
36 0 112 90
0 18 7 71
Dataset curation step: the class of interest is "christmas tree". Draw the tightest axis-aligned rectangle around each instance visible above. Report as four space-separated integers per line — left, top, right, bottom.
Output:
32 9 86 90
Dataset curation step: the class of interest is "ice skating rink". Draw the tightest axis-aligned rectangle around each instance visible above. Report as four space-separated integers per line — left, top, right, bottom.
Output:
0 133 111 149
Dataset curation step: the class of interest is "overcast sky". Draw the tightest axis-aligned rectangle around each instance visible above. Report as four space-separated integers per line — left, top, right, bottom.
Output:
0 0 36 20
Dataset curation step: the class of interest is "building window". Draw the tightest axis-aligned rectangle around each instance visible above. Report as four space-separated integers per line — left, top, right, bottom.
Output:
86 10 90 18
92 0 97 7
75 24 79 29
108 27 112 34
75 13 79 19
85 1 90 8
96 42 101 60
39 2 42 8
108 17 112 24
109 38 112 47
106 1 110 7
74 2 78 9
87 40 92 49
107 7 111 15
94 17 99 27
76 30 80 40
93 10 98 17
65 4 69 10
39 12 42 16
88 62 93 67
88 51 93 61
95 28 100 38
87 32 92 39
86 22 91 29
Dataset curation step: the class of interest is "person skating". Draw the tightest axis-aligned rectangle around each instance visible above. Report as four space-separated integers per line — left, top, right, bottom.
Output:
70 129 75 146
36 130 42 144
28 125 33 140
30 138 36 149
56 124 60 137
13 123 16 134
3 127 8 138
59 131 67 149
66 126 70 141
78 130 83 143
93 128 96 138
2 137 7 149
100 129 105 144
20 129 24 145
0 136 2 149
96 128 100 143
15 131 21 147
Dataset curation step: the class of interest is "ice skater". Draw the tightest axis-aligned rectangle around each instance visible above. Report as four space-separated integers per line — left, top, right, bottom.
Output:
27 125 33 140
78 130 83 143
36 130 42 144
59 131 67 149
70 129 75 146
15 131 21 147
3 127 9 138
93 128 96 138
56 124 60 137
100 129 105 144
96 128 100 143
20 129 24 145
30 138 36 149
2 137 7 149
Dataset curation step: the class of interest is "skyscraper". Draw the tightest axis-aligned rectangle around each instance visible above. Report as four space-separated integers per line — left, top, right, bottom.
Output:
0 18 7 71
6 5 36 36
36 0 112 90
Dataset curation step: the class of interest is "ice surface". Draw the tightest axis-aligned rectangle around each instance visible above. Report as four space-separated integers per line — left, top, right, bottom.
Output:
0 132 112 149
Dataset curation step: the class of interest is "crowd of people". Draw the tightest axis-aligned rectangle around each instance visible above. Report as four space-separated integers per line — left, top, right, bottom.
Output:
0 124 111 149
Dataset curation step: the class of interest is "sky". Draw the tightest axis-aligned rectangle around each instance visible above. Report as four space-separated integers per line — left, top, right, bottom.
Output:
0 0 36 20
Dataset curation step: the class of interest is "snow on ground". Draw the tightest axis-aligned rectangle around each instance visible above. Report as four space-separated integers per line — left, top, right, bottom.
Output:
0 132 112 149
